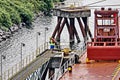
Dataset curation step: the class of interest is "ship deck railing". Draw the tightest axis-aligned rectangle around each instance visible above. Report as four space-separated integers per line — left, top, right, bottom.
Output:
88 42 120 46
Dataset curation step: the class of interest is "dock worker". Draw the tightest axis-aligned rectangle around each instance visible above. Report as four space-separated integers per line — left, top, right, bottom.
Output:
49 37 55 53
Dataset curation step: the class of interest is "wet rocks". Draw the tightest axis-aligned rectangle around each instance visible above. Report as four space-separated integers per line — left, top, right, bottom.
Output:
0 24 19 42
0 12 44 43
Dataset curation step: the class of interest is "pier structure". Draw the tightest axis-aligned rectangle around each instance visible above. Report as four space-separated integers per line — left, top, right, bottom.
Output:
52 6 92 49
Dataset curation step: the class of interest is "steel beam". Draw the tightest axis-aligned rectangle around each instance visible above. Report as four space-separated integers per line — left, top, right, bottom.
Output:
87 25 93 40
72 23 81 43
77 18 86 41
82 17 88 42
56 18 66 41
69 18 75 49
52 17 62 38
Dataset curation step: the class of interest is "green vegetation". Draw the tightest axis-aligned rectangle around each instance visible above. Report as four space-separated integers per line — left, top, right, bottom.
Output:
0 0 64 31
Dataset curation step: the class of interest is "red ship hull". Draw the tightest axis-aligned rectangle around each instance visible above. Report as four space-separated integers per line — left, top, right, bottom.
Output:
87 8 120 60
87 44 120 60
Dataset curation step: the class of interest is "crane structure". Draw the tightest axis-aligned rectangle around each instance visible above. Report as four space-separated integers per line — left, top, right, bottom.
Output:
87 8 120 60
52 6 92 49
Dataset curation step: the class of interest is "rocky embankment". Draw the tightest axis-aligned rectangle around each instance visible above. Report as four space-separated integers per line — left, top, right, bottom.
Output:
0 25 19 42
0 12 44 43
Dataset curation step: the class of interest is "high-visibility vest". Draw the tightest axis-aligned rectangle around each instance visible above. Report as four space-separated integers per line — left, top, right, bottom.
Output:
50 42 55 46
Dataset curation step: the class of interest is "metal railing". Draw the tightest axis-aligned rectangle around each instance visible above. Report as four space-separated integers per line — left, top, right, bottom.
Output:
40 61 49 80
73 42 86 56
1 41 86 80
87 42 120 46
1 42 49 80
25 60 49 80
48 42 86 80
1 42 72 80
48 54 75 80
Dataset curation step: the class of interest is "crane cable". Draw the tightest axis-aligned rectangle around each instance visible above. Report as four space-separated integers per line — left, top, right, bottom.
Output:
83 0 106 7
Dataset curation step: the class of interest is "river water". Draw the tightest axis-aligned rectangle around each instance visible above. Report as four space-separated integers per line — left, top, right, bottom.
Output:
0 0 120 77
0 16 58 74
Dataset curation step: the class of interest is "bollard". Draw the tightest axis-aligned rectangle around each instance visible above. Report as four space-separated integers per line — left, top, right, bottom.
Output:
86 58 90 64
118 60 120 63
